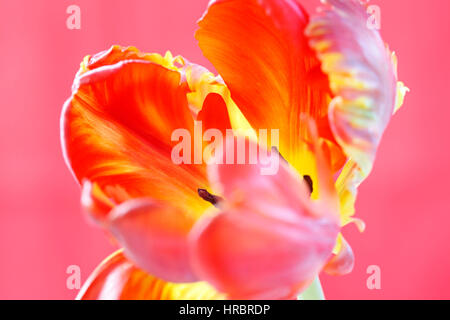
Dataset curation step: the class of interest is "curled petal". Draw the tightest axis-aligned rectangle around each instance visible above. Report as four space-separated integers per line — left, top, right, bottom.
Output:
107 199 197 283
323 234 354 276
391 51 410 114
347 217 366 233
77 250 224 300
306 0 403 176
395 81 409 114
77 45 181 77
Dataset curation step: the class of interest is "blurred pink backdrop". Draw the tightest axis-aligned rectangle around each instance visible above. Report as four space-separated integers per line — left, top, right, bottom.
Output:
0 0 449 299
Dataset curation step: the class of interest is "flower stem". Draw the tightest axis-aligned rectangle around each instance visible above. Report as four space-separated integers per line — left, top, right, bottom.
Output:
299 276 325 300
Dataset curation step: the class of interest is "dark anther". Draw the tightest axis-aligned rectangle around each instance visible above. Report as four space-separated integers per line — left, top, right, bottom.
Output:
198 189 223 207
271 146 287 163
303 175 313 194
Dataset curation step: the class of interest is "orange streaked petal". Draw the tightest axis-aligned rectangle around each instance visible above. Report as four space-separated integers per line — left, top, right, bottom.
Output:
107 199 197 283
79 46 239 131
61 59 210 220
196 0 339 177
77 250 225 300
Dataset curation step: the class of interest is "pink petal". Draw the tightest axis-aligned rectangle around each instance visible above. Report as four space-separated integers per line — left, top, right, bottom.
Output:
190 138 340 299
107 199 197 283
190 208 339 299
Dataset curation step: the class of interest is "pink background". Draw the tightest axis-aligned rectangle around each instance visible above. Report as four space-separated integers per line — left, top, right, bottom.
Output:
0 0 448 299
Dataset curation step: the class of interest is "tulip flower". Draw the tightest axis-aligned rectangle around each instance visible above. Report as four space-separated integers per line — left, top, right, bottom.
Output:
61 0 407 300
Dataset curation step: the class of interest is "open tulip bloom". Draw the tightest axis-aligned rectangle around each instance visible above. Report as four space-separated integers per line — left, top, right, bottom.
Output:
61 0 407 300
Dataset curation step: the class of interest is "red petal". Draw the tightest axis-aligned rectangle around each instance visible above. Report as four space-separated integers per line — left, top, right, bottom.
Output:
77 250 224 300
197 93 232 135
